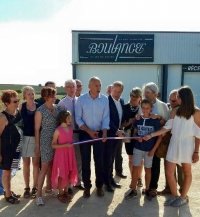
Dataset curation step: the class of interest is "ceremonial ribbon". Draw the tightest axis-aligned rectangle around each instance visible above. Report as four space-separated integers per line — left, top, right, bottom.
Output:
73 136 141 145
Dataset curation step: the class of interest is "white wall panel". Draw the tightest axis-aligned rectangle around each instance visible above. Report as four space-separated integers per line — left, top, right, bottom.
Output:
76 64 162 103
167 65 182 100
184 72 200 107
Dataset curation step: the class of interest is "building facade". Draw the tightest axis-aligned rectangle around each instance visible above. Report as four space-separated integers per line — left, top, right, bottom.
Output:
72 31 200 105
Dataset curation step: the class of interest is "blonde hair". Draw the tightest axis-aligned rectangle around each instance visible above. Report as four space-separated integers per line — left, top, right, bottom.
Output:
22 86 35 100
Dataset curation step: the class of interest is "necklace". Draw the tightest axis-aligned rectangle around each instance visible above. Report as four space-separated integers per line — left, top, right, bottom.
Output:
5 109 17 117
130 104 139 113
45 104 55 113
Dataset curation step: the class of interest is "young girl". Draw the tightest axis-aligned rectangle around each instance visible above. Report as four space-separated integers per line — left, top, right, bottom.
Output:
51 111 78 203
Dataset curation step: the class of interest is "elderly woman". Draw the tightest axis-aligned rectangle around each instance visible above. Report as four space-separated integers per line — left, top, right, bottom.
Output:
35 87 59 206
20 86 40 198
0 90 22 204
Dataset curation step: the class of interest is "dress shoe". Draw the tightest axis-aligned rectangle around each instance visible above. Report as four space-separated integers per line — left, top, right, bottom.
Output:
111 182 121 189
83 189 90 198
105 185 114 192
74 184 85 191
68 188 73 195
96 188 104 197
116 173 127 179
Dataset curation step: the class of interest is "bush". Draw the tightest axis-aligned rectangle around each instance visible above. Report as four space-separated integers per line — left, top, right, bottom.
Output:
16 89 22 94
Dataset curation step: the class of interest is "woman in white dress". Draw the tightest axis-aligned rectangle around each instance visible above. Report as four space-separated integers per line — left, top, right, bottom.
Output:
144 86 200 207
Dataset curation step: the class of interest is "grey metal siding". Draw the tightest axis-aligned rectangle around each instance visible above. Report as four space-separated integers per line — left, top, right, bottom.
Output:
72 31 200 64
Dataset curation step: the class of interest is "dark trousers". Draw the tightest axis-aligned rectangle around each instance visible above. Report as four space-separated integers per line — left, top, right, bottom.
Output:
115 140 123 175
149 155 161 189
79 131 104 189
104 139 118 186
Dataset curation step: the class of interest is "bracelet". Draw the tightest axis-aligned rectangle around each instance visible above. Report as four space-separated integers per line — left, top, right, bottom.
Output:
194 151 199 154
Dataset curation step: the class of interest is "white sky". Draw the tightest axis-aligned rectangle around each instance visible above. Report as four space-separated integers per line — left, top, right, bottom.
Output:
0 0 199 86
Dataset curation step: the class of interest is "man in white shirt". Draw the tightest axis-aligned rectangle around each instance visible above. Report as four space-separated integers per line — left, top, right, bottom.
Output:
104 81 125 192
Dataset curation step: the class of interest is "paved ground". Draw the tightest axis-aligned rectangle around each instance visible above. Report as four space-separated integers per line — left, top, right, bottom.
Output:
0 147 199 217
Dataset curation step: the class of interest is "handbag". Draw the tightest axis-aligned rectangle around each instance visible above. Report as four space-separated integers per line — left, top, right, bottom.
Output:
155 132 171 158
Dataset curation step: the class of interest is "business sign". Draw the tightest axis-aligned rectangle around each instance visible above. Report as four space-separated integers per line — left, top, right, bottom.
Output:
78 34 154 62
182 64 200 72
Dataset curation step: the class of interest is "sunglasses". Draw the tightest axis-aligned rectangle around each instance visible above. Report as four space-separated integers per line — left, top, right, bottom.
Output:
11 99 20 104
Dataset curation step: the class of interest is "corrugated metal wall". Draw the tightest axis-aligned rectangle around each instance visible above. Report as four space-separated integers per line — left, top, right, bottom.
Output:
72 31 200 64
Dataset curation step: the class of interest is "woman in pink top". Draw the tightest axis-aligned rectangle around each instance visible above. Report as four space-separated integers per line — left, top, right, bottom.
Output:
51 111 78 203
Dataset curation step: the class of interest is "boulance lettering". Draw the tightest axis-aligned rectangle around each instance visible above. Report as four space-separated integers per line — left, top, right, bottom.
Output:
111 35 118 54
85 35 149 61
87 43 97 54
96 43 104 54
135 43 146 54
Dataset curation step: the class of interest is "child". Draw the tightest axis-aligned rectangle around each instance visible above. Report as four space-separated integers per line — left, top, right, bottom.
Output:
125 99 162 200
51 111 78 203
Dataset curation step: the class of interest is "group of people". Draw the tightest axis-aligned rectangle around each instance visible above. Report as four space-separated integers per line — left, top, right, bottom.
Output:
0 77 200 208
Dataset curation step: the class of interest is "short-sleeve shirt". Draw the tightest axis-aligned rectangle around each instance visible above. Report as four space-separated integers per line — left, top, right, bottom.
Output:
134 117 160 151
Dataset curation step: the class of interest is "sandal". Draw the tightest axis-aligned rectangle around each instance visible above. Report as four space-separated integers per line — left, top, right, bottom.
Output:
23 187 31 198
148 189 157 198
142 188 146 195
45 188 53 194
31 187 37 198
64 192 72 203
4 191 21 199
5 195 20 204
137 178 143 188
57 194 68 203
12 191 21 198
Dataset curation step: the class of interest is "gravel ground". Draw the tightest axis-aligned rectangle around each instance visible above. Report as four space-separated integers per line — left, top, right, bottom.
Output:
0 146 199 217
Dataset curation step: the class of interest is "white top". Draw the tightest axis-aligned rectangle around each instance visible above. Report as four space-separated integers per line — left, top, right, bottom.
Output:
164 115 200 165
152 98 169 121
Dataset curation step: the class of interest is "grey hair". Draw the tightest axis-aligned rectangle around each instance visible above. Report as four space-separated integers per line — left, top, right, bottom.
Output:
112 81 124 90
143 82 159 94
89 76 101 85
169 89 178 97
64 79 76 87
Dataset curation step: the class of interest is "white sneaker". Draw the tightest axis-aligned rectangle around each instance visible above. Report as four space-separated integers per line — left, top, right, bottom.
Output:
36 197 45 206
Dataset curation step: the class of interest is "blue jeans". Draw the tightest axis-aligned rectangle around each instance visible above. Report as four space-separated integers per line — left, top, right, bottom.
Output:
0 169 3 195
